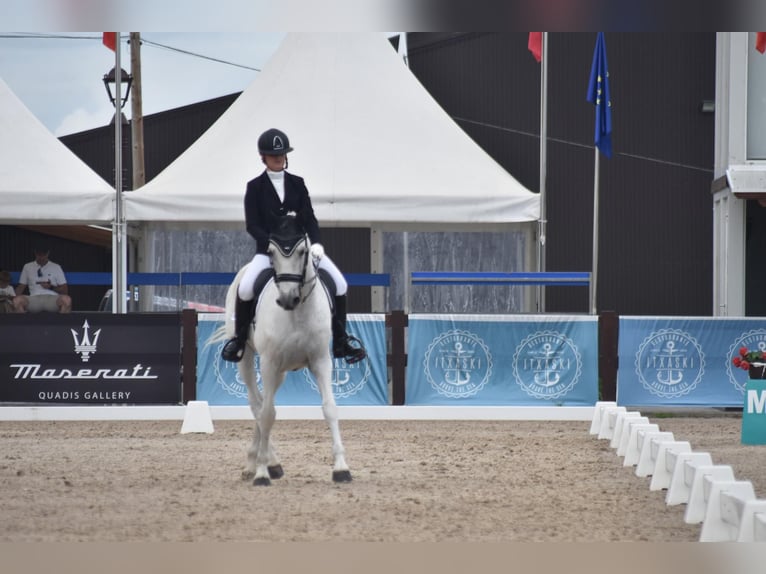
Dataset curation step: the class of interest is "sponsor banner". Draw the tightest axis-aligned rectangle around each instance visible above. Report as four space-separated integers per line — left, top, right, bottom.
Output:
0 313 182 404
196 314 388 405
742 379 766 445
617 316 765 407
405 314 598 406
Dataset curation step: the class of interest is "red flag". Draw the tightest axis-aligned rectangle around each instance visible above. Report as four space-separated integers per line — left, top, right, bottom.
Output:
528 32 542 62
757 32 766 54
103 32 117 51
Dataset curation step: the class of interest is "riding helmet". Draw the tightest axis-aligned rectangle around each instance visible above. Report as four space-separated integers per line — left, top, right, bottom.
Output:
258 128 293 155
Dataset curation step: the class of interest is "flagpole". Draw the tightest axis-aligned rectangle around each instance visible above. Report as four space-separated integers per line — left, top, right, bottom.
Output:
586 32 611 317
537 32 548 313
591 148 599 315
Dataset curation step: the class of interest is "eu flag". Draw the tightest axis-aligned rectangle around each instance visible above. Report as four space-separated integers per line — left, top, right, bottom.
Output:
586 32 612 158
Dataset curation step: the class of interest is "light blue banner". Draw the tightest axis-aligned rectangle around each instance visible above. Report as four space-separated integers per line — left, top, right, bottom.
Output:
617 317 766 407
196 314 388 405
405 314 598 406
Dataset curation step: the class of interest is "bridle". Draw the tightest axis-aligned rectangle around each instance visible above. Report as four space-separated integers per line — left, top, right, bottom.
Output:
270 234 318 304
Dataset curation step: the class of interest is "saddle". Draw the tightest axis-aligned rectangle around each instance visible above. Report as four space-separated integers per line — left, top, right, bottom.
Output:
250 259 335 315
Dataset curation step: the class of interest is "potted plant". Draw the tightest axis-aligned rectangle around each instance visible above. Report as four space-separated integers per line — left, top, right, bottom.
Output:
732 346 766 379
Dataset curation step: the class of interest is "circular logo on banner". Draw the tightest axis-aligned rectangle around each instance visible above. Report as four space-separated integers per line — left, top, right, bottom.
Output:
303 356 370 399
726 329 766 393
422 329 492 398
212 342 260 399
512 330 582 400
634 329 705 398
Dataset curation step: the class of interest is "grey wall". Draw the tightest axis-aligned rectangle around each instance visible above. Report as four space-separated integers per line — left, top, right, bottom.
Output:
407 32 716 316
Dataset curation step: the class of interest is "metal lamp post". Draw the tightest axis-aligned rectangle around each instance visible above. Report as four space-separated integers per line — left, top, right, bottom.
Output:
102 67 133 114
103 55 132 313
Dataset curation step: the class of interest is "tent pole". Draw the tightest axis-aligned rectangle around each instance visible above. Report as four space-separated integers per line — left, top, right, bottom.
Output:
399 34 411 315
398 32 408 67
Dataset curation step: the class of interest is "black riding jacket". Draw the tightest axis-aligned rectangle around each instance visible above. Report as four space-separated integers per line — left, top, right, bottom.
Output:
244 170 322 254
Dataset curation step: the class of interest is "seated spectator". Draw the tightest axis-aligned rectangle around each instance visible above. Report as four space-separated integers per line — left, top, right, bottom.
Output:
13 247 72 313
0 269 15 313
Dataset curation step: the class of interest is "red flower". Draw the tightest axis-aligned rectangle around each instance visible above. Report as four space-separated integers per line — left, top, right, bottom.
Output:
733 346 765 370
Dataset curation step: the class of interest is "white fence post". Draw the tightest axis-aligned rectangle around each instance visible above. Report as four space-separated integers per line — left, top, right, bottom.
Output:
666 452 713 506
699 480 755 542
649 441 691 491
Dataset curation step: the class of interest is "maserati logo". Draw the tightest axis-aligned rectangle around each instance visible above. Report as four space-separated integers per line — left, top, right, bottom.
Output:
71 320 101 362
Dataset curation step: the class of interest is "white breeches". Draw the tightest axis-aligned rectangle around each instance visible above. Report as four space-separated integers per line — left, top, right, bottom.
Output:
238 252 348 301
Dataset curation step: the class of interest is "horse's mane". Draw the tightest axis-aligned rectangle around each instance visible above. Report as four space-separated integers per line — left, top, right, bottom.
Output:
269 214 307 256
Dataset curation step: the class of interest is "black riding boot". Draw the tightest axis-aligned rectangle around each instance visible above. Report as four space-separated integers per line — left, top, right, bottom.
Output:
221 296 255 363
332 295 367 364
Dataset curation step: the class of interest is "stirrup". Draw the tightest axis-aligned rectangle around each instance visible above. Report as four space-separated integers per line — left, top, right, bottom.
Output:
221 338 246 363
333 335 367 364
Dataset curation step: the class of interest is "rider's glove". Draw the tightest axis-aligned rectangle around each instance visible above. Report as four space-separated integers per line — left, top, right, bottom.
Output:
310 243 325 260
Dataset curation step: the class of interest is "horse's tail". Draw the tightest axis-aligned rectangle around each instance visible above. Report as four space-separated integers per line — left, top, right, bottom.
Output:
207 265 248 346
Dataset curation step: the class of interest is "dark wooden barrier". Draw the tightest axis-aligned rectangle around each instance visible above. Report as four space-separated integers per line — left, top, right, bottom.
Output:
182 309 198 403
599 311 618 401
386 310 408 405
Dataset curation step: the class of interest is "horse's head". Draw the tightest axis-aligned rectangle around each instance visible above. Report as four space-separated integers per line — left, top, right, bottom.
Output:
268 215 312 310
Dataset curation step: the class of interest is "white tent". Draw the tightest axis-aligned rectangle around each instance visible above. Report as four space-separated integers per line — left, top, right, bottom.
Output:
0 77 114 225
124 33 539 227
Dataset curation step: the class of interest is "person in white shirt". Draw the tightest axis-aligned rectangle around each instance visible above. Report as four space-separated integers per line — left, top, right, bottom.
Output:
13 247 72 313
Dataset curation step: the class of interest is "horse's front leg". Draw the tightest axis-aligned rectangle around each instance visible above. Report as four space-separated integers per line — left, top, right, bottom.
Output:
251 360 284 486
312 355 352 483
239 348 282 482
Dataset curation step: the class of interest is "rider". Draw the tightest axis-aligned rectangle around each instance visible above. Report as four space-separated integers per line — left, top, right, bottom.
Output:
221 128 367 365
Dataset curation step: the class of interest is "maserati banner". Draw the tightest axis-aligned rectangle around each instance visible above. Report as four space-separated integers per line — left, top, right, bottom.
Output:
405 314 598 406
0 313 182 404
617 316 764 407
195 314 388 405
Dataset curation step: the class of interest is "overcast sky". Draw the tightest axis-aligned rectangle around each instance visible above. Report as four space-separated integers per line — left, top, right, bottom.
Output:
0 0 411 139
0 32 288 137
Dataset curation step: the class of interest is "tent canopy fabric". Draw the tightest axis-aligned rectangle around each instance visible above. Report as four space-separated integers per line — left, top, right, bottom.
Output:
124 33 540 228
0 77 115 225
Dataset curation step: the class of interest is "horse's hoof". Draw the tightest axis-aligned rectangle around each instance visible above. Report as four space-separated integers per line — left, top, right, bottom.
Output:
268 464 284 479
332 470 352 483
253 476 272 486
